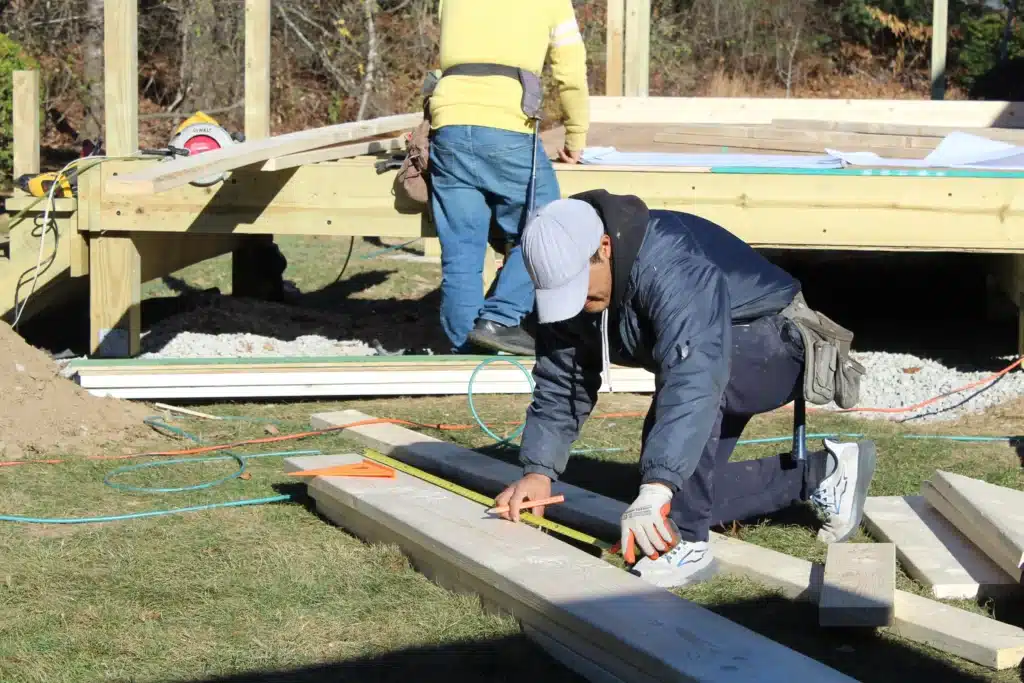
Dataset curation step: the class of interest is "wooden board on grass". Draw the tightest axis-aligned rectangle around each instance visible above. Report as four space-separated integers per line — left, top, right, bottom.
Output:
819 542 896 627
863 495 1019 599
105 112 422 195
309 408 1024 671
921 474 1024 582
284 453 858 683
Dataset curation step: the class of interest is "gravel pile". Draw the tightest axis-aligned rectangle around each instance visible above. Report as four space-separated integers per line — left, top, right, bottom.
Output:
820 351 1024 423
136 297 382 359
51 293 1024 422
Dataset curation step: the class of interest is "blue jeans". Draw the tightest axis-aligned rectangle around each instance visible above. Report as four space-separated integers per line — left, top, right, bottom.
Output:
428 124 561 353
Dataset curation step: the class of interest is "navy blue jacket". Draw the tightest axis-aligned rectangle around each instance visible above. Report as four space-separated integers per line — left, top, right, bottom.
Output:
518 190 801 491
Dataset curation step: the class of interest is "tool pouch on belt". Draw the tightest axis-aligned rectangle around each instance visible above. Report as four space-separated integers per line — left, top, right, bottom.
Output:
392 64 544 214
779 291 865 409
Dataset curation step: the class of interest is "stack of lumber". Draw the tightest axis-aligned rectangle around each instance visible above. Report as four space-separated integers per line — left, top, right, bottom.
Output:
105 112 423 195
68 355 655 400
863 471 1023 601
309 409 1024 671
542 118 1024 160
285 451 860 682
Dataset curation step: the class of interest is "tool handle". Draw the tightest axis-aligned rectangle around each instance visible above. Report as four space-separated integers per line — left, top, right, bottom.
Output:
488 494 564 515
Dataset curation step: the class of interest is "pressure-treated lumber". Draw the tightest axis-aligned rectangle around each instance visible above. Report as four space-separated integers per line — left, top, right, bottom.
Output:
863 495 1020 599
72 358 654 400
623 0 649 97
819 542 896 627
769 118 1024 143
89 157 1024 254
244 0 271 141
90 0 140 357
653 132 931 159
605 0 624 96
104 112 422 195
922 473 1024 582
587 95 1024 127
12 70 40 197
261 136 405 171
309 409 1024 670
284 452 858 683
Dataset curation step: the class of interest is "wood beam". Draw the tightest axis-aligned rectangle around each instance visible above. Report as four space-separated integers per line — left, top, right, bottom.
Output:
244 0 272 141
12 70 40 196
91 0 140 357
863 495 1020 600
923 471 1024 581
605 0 625 96
104 113 423 195
588 96 1024 126
819 543 896 627
623 0 649 97
285 453 859 683
308 409 1024 671
261 136 405 171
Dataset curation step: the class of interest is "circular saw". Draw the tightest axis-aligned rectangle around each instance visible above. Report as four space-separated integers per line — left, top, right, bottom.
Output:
166 111 244 186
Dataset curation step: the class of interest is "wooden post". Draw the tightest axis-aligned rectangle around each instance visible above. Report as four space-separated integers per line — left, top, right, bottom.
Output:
12 70 40 196
235 0 284 302
931 0 948 100
90 0 142 357
605 0 625 96
244 0 271 140
623 0 650 97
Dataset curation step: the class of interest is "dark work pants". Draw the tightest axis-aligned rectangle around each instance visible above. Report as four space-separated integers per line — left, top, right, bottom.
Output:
646 314 830 543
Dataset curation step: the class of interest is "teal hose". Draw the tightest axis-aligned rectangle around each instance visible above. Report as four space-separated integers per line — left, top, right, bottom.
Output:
0 495 292 525
0 416 320 525
467 356 535 445
3 356 1017 526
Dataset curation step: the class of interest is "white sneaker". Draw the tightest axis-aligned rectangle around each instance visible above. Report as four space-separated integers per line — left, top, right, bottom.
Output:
810 439 877 543
628 539 719 589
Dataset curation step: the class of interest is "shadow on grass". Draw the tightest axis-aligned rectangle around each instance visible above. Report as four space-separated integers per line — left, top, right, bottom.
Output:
172 596 1012 683
184 633 587 683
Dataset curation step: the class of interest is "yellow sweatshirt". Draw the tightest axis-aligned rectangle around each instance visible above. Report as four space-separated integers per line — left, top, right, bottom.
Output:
429 0 590 151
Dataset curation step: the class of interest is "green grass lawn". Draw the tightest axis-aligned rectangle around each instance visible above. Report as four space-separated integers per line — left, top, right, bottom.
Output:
2 236 1024 682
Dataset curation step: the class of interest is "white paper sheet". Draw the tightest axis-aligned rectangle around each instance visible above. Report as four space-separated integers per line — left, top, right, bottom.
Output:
580 146 844 169
828 131 1024 170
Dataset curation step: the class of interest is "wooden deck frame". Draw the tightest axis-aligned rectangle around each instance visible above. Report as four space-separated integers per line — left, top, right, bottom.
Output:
7 0 1024 356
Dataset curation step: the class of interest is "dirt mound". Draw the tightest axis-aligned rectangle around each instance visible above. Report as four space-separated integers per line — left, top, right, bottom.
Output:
0 322 161 459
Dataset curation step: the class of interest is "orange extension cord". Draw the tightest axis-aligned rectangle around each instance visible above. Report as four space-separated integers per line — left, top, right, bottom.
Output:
2 355 1021 469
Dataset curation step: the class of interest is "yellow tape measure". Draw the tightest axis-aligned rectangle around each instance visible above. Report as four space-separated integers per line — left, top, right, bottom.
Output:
361 449 614 553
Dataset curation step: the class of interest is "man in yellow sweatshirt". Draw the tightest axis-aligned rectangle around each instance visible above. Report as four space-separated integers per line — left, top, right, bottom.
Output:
428 0 589 355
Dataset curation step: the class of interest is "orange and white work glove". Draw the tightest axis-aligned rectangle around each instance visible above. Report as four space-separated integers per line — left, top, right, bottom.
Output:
619 483 677 565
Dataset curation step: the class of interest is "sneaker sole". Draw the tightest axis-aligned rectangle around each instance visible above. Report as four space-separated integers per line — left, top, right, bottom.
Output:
829 440 878 543
628 557 721 589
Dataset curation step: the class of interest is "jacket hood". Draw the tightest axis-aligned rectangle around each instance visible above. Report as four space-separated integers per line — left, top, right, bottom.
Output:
568 189 649 313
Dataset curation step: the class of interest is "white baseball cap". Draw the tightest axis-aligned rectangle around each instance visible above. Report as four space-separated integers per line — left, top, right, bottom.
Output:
521 198 605 323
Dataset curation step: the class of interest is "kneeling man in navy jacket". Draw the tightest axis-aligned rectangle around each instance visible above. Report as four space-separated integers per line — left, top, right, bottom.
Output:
494 190 876 588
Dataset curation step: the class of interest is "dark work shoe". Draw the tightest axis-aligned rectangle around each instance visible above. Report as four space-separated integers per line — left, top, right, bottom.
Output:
466 319 535 356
